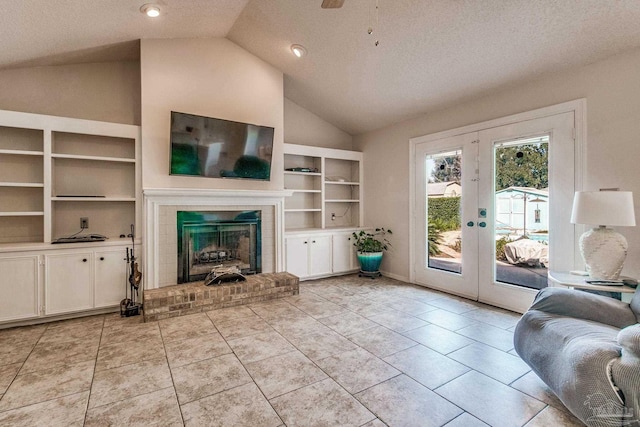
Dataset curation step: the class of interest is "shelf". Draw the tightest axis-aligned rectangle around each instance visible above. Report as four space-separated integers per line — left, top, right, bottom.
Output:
325 199 360 203
285 209 322 213
0 182 44 188
52 153 135 163
284 171 321 176
288 189 322 193
52 197 136 202
0 212 44 217
325 181 360 186
0 149 43 156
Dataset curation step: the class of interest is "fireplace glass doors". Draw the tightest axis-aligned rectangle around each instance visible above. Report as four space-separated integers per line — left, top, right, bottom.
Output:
177 211 261 283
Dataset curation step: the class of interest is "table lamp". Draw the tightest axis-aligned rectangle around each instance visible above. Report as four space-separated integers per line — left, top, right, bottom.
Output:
570 190 636 279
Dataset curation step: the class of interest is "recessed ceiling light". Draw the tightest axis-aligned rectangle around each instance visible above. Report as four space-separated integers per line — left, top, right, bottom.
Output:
290 44 307 58
140 4 161 18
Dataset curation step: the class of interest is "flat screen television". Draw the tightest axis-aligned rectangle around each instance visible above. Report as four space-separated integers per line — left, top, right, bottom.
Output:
170 111 274 181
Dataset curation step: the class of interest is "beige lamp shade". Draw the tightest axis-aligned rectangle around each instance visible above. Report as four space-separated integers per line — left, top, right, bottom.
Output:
570 191 636 227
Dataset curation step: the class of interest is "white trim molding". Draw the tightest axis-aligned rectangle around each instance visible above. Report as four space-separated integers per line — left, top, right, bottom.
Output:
143 188 293 289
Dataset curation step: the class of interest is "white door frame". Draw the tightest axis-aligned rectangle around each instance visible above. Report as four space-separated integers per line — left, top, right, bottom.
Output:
409 99 586 299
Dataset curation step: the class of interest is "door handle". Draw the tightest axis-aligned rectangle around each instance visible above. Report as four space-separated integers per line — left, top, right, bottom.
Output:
466 221 474 227
478 222 487 228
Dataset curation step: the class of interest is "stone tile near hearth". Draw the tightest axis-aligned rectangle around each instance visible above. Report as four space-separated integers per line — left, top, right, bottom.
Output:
356 374 463 427
416 308 481 331
524 405 584 427
427 297 481 314
0 390 89 427
348 325 417 358
46 314 105 332
171 353 252 405
0 343 34 367
244 350 327 399
444 412 490 427
181 382 282 427
0 362 22 394
448 342 531 385
316 347 400 394
89 357 172 409
85 387 183 427
455 322 516 351
435 371 546 427
271 377 375 427
366 310 429 333
0 359 94 411
360 419 388 427
286 293 346 319
159 312 217 343
100 321 161 347
265 313 323 337
227 330 295 364
510 371 568 411
103 312 145 328
164 331 232 369
401 324 474 355
21 337 100 373
96 334 165 371
318 311 379 336
383 344 470 389
286 327 358 362
461 306 521 329
214 314 274 341
206 305 256 322
381 297 438 315
249 300 306 321
0 324 46 350
38 321 103 345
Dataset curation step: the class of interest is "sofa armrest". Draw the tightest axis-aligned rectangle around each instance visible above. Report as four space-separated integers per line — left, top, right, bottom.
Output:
610 324 640 423
618 324 640 358
529 287 637 329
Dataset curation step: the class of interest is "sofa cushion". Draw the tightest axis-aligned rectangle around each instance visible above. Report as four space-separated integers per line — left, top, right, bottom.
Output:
630 288 640 322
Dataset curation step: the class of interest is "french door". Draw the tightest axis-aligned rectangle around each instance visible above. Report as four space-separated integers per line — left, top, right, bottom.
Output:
413 109 578 313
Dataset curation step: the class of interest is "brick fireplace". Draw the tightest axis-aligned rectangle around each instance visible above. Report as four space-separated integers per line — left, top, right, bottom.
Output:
143 188 291 289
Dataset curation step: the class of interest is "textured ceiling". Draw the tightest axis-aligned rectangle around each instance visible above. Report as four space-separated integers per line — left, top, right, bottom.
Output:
3 1 640 135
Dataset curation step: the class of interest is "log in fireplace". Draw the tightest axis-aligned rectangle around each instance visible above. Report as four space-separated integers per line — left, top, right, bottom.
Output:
177 211 261 284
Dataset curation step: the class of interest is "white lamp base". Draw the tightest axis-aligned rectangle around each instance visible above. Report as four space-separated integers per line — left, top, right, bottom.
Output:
579 227 628 280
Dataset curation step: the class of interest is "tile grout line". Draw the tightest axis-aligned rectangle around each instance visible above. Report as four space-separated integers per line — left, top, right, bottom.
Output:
83 315 106 426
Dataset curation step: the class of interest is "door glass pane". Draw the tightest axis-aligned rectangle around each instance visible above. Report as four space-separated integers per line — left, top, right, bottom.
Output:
494 136 549 289
426 150 462 274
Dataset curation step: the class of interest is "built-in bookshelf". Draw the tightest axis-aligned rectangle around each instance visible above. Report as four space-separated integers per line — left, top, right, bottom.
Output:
283 143 363 231
0 110 140 244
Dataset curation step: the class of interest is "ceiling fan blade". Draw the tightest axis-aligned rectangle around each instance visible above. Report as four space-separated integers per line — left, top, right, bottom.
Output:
321 0 345 8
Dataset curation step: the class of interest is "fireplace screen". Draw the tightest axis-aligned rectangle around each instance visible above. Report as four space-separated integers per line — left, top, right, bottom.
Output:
177 211 261 283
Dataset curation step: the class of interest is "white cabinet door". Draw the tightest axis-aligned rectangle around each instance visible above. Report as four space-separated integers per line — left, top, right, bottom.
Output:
95 249 127 308
309 235 332 276
0 255 40 322
285 236 310 278
332 232 355 273
45 253 93 315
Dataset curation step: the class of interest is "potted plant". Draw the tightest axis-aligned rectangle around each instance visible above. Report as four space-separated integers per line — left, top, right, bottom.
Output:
352 228 392 277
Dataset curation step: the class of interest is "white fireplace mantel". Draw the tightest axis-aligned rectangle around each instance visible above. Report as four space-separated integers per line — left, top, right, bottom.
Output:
143 188 293 289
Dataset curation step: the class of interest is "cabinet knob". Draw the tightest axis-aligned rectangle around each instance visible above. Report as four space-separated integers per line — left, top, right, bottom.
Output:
99 257 105 261
312 240 316 243
82 258 87 262
303 241 308 244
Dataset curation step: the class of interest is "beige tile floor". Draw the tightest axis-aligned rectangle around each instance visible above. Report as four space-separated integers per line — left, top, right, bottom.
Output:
0 274 585 427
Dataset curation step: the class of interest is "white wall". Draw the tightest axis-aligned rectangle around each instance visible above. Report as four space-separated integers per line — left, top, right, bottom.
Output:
284 98 352 149
140 38 284 190
354 47 640 281
0 61 140 125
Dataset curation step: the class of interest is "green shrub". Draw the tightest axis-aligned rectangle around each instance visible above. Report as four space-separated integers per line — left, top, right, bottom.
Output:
428 197 461 231
428 222 442 256
495 237 510 261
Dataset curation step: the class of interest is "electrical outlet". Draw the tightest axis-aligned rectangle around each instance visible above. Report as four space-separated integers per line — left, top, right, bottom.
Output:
80 217 89 229
331 213 336 221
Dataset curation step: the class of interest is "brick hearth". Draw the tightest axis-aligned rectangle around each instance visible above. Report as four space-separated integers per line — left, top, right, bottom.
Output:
142 272 299 322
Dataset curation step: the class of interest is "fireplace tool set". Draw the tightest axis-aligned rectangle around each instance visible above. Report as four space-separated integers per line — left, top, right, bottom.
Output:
120 224 143 317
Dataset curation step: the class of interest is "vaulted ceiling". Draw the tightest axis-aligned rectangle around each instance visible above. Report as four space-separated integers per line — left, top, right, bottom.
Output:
3 0 640 135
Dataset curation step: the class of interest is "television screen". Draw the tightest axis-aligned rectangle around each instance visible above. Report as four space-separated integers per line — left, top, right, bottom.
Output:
170 111 274 181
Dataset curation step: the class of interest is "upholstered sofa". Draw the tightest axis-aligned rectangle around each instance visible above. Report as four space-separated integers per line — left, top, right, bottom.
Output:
514 287 640 427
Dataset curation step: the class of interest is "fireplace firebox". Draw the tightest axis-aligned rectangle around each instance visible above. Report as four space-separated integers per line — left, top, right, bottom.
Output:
177 211 261 284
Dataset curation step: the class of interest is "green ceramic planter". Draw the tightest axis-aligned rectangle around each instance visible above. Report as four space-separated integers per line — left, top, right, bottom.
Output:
357 251 383 272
